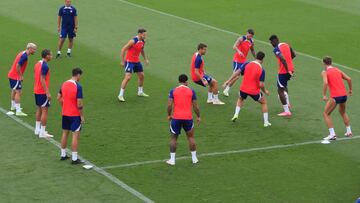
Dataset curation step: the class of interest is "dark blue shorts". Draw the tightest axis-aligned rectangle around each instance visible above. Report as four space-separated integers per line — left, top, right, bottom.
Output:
194 74 213 87
9 79 22 90
277 73 292 88
62 116 82 132
125 62 143 73
333 96 347 104
34 94 50 107
233 61 245 72
60 27 76 39
240 91 262 101
170 119 194 136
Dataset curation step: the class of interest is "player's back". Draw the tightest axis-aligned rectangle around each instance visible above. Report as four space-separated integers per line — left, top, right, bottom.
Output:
326 66 346 97
171 85 196 120
8 51 28 80
240 61 264 94
61 80 82 116
277 43 294 73
126 37 144 63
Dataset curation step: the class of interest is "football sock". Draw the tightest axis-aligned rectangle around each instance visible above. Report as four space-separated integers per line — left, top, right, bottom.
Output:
170 153 175 162
284 91 290 105
224 85 230 92
119 88 125 96
346 126 352 134
283 104 290 113
11 100 15 109
235 106 241 116
191 151 197 159
57 50 61 55
67 48 71 54
35 121 41 132
40 125 46 135
138 86 143 94
263 112 269 123
61 149 66 157
208 92 213 100
213 94 219 101
72 152 78 161
329 128 335 136
15 103 21 113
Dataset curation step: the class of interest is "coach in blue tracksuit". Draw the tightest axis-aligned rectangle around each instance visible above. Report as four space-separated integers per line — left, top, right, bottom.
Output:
57 0 78 58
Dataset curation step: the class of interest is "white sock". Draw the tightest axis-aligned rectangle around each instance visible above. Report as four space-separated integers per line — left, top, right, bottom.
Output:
67 48 71 53
329 128 335 136
11 100 15 108
208 92 213 100
119 88 125 96
283 104 290 113
15 103 21 113
346 126 352 134
213 94 219 101
191 151 197 159
263 112 269 123
138 86 143 94
284 91 290 105
61 149 66 157
170 152 175 162
72 152 78 161
40 125 46 135
35 121 41 132
235 106 241 116
57 50 61 54
224 85 230 92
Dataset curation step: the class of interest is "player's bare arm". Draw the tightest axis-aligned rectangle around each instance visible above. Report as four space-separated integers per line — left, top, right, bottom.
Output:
77 98 84 123
73 16 78 33
278 53 290 74
141 49 149 65
341 71 352 95
195 69 207 86
40 75 51 100
233 37 244 57
167 98 173 120
57 92 63 105
120 39 135 66
250 46 256 58
192 100 201 125
16 63 23 81
260 82 269 96
290 47 296 59
321 71 328 101
57 15 61 32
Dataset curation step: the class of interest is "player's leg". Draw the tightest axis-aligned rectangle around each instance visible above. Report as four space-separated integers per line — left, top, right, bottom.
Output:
232 93 246 122
184 120 198 164
338 99 352 137
70 116 82 164
322 98 337 140
136 64 149 97
57 29 67 58
38 96 53 138
258 94 271 127
223 62 242 96
277 74 291 116
284 87 291 108
118 62 133 102
167 119 180 165
209 77 225 105
35 106 41 135
60 129 70 160
10 89 16 111
14 89 26 116
67 37 74 57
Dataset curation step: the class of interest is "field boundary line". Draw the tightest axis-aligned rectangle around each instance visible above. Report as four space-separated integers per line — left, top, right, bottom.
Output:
0 107 154 203
117 0 360 73
102 135 360 169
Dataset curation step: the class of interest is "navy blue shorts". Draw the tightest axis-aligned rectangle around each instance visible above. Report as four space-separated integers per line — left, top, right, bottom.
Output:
194 74 213 87
277 73 292 88
170 119 194 136
233 62 245 72
240 91 262 101
333 96 347 104
60 27 76 39
62 116 82 132
9 79 22 90
34 94 50 107
124 62 143 73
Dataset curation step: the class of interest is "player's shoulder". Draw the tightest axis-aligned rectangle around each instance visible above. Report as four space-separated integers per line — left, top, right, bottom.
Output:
132 37 139 43
59 5 65 10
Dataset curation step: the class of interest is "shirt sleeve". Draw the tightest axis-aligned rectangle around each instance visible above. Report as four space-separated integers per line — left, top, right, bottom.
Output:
194 55 202 69
41 63 49 76
273 47 282 57
191 89 197 100
73 7 78 16
260 69 266 82
58 7 63 16
76 83 83 99
168 89 174 99
18 53 28 66
240 62 248 75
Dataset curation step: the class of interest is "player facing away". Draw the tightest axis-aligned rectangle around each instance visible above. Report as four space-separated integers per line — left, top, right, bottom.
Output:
230 52 271 127
57 0 78 58
223 29 256 97
191 43 225 105
58 68 84 164
321 56 352 141
7 43 37 116
34 49 54 138
118 28 150 102
166 74 200 166
269 35 296 117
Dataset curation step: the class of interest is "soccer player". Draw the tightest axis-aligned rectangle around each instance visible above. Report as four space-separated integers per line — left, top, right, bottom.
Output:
57 0 78 58
191 43 225 105
223 29 256 97
34 49 54 138
269 35 296 117
230 51 271 127
166 74 200 166
321 56 352 141
118 28 150 102
7 43 37 116
58 68 84 164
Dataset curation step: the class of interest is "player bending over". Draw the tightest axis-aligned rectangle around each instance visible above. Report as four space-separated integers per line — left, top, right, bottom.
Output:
7 43 37 116
191 43 225 105
321 56 352 141
269 35 296 117
118 28 150 102
58 68 84 164
166 74 200 166
231 51 271 127
34 49 54 138
223 29 256 97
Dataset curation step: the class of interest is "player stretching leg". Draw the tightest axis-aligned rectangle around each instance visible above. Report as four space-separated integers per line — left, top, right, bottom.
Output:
118 28 150 102
321 56 352 141
191 43 224 105
58 68 84 164
34 49 54 138
7 43 37 116
223 29 256 97
269 35 296 117
166 74 201 166
230 52 271 127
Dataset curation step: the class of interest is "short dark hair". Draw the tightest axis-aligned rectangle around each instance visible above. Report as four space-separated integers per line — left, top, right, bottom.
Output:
247 28 255 35
197 43 207 50
269 35 278 41
138 28 147 34
178 74 188 83
256 51 265 60
41 49 51 58
72 67 83 76
323 56 332 65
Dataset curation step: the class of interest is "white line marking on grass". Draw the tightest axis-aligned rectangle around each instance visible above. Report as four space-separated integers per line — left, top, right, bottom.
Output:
102 135 360 169
0 107 154 203
117 0 360 73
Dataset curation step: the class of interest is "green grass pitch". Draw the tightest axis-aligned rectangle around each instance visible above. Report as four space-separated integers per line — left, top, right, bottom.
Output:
0 0 359 202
